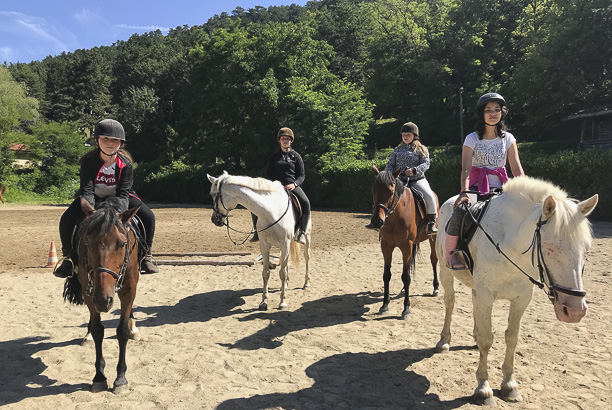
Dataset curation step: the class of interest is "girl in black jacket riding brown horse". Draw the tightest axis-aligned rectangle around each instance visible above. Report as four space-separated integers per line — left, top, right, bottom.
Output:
53 119 158 277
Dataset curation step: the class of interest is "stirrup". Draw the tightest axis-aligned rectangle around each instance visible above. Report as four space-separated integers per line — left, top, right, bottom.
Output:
446 249 469 270
427 222 438 235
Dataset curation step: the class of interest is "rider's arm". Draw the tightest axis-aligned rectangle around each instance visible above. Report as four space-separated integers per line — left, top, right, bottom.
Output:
454 145 474 208
294 152 305 187
507 143 525 178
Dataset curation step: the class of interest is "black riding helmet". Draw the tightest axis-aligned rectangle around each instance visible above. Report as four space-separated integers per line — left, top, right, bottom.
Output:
400 122 419 138
475 93 507 121
94 119 126 141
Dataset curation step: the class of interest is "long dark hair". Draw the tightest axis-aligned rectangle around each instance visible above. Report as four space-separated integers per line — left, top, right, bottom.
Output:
474 105 508 140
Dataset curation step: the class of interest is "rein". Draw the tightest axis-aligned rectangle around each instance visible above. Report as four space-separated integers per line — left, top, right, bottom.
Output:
84 224 136 296
461 201 586 303
213 180 292 245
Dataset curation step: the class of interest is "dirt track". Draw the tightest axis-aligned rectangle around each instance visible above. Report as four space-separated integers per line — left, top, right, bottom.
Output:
0 204 610 409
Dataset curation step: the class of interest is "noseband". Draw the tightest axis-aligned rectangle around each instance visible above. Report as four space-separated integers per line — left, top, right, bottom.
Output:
84 224 135 296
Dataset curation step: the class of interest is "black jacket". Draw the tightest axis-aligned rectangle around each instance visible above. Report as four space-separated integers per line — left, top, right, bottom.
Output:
78 151 137 212
265 149 305 187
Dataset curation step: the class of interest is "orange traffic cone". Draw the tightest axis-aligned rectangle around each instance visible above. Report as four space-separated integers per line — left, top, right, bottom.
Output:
46 241 59 268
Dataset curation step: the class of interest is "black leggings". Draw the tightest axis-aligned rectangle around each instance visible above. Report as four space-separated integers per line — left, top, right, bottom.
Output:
59 196 156 251
291 186 310 216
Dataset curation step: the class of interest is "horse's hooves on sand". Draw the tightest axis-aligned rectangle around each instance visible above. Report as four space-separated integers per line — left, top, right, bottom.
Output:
279 303 289 311
401 311 411 320
91 380 108 393
259 303 268 311
378 306 389 315
129 332 142 341
432 289 441 297
80 337 93 346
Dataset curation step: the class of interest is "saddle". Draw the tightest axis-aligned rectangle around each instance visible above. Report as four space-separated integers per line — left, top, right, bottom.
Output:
287 189 303 234
406 182 428 235
451 189 503 272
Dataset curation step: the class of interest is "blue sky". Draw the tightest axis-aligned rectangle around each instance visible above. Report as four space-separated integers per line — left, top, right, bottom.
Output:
1 0 308 65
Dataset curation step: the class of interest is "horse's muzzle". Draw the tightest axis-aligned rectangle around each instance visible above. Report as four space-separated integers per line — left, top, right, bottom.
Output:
93 294 114 313
211 212 224 227
367 215 384 231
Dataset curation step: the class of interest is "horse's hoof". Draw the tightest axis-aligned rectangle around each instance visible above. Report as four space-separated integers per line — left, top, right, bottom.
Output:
279 302 288 311
112 382 128 394
473 395 497 406
130 332 141 341
259 303 268 311
91 380 108 393
378 306 389 315
303 282 311 289
401 310 411 320
81 336 93 346
500 388 522 402
435 341 450 353
432 289 441 297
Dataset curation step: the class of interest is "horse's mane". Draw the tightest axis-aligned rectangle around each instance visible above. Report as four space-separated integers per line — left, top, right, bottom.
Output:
75 197 125 244
503 176 592 241
375 170 405 195
225 174 283 193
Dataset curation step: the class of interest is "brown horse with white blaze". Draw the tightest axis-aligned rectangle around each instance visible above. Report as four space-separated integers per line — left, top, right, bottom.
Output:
63 197 141 393
367 165 439 319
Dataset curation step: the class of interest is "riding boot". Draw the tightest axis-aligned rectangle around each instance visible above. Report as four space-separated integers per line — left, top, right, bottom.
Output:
296 214 310 244
141 251 159 274
249 213 259 242
426 213 438 235
54 248 76 278
445 234 467 270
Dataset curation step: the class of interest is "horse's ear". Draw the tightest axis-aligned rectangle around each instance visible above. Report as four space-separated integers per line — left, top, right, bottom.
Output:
542 195 557 218
81 197 95 217
392 167 402 179
119 204 141 225
577 194 598 217
207 174 217 184
371 164 379 176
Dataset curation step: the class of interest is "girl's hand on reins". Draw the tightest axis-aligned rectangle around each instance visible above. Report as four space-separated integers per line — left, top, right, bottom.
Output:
454 192 470 209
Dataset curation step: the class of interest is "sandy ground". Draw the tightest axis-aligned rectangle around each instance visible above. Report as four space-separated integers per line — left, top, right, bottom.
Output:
0 204 611 409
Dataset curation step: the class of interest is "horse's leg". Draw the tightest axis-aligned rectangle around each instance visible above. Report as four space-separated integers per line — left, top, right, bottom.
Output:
88 307 108 393
259 243 271 311
278 241 290 310
303 233 311 289
471 289 478 344
128 310 140 340
378 244 393 315
435 268 455 352
429 237 440 296
113 295 135 393
473 290 496 406
499 296 530 403
399 243 414 320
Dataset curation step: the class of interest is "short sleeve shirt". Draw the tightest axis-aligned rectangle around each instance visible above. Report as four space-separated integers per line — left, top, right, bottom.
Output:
464 131 516 170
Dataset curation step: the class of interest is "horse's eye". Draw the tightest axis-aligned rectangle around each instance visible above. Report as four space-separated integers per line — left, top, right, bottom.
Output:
117 242 127 250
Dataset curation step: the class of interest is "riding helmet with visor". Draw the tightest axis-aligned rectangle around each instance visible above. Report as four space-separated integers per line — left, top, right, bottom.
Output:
94 119 126 141
400 122 419 138
277 127 294 141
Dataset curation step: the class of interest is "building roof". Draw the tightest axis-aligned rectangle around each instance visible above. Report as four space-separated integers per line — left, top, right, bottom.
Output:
9 143 30 152
568 106 612 120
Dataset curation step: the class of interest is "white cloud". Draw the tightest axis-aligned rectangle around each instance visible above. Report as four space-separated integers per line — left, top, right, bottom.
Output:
0 47 14 62
74 8 103 24
117 24 171 33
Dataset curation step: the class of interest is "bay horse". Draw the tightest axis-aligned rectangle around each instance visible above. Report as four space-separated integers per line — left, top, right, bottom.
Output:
434 176 598 405
368 166 439 320
207 171 311 311
0 184 5 206
63 197 141 393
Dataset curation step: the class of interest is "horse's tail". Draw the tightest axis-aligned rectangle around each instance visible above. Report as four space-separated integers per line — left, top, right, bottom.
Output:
63 274 84 305
290 240 301 269
411 243 419 277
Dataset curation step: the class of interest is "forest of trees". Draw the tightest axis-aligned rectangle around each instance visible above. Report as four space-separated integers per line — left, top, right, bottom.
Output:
1 0 610 206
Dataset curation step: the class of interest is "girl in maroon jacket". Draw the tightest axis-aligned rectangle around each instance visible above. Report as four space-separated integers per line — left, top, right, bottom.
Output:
54 119 158 277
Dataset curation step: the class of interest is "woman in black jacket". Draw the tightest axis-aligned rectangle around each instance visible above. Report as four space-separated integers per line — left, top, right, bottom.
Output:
53 119 158 277
251 127 310 244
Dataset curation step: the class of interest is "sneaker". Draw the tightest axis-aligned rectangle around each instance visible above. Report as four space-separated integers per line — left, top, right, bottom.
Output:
141 256 159 274
54 259 74 278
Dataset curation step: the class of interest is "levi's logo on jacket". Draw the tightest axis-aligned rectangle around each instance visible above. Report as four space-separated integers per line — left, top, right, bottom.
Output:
94 163 118 197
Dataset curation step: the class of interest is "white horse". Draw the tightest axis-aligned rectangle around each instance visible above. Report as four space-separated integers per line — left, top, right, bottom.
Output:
207 171 311 311
435 176 598 406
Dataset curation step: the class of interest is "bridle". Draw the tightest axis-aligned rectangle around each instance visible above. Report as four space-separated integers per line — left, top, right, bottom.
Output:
84 224 136 296
463 202 586 303
373 179 404 220
212 180 291 245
